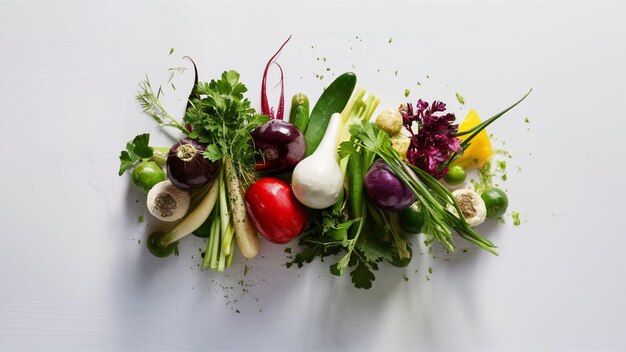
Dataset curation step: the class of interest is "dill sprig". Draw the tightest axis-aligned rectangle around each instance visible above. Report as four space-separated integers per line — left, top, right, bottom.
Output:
136 76 187 134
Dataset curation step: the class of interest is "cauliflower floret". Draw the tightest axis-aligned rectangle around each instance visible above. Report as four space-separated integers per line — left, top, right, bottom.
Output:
390 133 410 159
375 108 403 135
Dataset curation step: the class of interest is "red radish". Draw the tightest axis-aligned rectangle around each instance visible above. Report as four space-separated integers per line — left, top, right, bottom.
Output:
251 120 306 172
261 35 292 120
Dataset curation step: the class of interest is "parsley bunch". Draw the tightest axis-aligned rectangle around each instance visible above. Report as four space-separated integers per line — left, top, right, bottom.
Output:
184 70 269 185
137 70 268 185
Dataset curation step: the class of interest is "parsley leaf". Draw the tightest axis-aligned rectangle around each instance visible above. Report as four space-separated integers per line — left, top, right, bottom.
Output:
203 144 223 161
338 141 359 159
118 133 153 175
350 259 375 289
184 70 268 184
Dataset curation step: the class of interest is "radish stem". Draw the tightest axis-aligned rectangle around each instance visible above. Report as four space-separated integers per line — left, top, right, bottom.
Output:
261 35 292 119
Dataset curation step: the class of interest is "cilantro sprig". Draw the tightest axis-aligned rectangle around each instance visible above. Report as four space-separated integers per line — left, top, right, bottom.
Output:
118 133 153 175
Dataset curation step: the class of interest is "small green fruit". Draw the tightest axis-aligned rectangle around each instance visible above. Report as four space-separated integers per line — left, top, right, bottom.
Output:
131 161 166 193
444 165 467 185
399 202 425 234
481 187 509 218
146 231 177 258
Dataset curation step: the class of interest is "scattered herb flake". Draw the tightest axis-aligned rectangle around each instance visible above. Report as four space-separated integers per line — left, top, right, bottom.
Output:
404 89 410 98
455 92 466 105
137 214 144 223
428 267 433 274
512 212 521 226
284 247 292 254
169 47 174 55
388 37 393 43
524 117 530 123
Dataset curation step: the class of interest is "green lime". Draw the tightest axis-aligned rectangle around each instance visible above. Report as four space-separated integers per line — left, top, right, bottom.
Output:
388 245 412 268
481 188 509 218
444 165 467 185
146 231 177 258
399 202 425 233
131 161 166 193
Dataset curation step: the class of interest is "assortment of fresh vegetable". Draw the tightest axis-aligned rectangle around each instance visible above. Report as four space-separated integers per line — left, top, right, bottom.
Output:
118 37 530 288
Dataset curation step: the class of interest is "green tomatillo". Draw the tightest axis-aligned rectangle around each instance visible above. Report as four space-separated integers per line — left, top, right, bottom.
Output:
131 161 166 193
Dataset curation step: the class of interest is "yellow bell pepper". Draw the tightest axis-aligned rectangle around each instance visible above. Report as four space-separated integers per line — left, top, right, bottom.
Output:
452 110 493 169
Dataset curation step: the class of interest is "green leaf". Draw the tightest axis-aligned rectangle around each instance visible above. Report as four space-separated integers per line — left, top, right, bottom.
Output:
350 260 375 289
132 134 153 159
329 263 341 276
338 141 358 159
333 252 352 276
203 144 223 161
325 217 360 243
118 133 152 175
118 151 135 176
357 236 394 263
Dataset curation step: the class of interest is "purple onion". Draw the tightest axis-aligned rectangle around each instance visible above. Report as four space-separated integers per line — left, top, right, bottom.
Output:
251 120 306 172
364 160 416 211
167 139 219 191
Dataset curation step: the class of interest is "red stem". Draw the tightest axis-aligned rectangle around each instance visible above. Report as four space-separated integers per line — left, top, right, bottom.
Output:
275 63 285 120
261 35 292 120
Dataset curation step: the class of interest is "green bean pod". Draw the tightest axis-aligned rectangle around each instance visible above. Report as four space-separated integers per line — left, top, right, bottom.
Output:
348 148 364 221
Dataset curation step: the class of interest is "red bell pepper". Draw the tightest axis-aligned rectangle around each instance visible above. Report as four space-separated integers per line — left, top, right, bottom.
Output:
244 177 307 244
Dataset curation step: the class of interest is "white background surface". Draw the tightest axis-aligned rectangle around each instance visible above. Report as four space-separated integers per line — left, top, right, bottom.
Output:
1 1 625 350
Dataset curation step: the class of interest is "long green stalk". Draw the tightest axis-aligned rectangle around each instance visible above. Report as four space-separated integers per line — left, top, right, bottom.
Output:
442 89 532 171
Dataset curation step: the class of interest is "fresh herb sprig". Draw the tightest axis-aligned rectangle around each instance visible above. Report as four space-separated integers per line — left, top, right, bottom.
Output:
118 133 154 175
184 70 269 185
289 208 397 289
135 70 268 185
137 78 188 134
